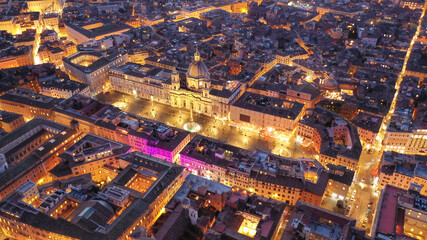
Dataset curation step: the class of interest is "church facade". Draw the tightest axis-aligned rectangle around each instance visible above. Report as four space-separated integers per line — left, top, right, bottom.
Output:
109 49 242 118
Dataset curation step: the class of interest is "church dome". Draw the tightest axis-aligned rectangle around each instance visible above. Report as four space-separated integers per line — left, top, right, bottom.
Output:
187 49 209 79
322 78 339 90
188 61 209 78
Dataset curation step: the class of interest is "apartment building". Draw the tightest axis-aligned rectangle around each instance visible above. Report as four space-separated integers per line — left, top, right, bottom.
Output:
0 88 61 121
53 95 191 164
230 92 305 133
50 133 131 182
63 50 128 93
39 76 90 99
378 151 427 195
0 118 81 199
180 135 329 206
351 111 383 145
372 184 427 240
0 111 25 132
297 107 362 171
0 152 187 240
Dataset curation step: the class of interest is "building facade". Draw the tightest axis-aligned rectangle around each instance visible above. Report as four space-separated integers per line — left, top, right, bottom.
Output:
351 112 383 146
0 111 25 132
325 164 355 201
297 107 362 171
0 152 187 240
49 133 131 183
179 135 329 206
378 151 427 195
53 95 191 164
63 50 128 94
109 50 242 119
39 76 90 98
0 88 61 121
230 92 305 133
383 129 427 155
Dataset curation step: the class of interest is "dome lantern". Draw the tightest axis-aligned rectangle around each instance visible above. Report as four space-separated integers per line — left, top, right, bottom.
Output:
194 46 201 62
187 45 209 79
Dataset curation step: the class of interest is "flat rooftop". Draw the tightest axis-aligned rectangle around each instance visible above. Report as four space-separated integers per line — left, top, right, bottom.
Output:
351 112 383 133
0 151 185 240
65 21 131 39
0 110 22 124
0 88 62 109
40 76 89 92
233 92 304 120
375 185 407 236
63 50 125 73
54 95 190 152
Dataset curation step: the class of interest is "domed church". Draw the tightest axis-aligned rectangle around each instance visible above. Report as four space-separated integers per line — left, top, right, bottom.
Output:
110 46 243 119
186 48 211 98
187 48 210 84
169 48 241 118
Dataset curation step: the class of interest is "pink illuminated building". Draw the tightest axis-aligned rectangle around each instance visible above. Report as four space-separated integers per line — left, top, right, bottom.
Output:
372 184 427 240
53 95 191 164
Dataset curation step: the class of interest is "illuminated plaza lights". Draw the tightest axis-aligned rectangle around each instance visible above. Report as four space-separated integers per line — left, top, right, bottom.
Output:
1 1 427 239
113 101 127 109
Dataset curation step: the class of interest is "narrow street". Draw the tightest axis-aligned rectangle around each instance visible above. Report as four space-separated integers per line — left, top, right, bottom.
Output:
348 2 427 234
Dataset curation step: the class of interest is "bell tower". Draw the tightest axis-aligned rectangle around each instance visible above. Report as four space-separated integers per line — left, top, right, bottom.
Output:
202 79 211 98
171 69 180 90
